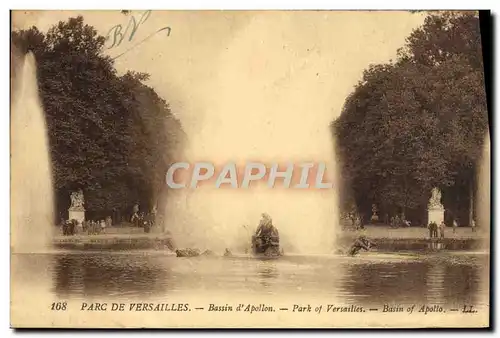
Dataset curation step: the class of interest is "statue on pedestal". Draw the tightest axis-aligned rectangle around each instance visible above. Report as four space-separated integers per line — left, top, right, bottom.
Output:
69 190 85 210
428 188 443 210
68 189 86 226
428 187 444 226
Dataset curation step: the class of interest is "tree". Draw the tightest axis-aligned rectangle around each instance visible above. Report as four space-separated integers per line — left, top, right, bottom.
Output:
11 16 185 221
334 11 488 225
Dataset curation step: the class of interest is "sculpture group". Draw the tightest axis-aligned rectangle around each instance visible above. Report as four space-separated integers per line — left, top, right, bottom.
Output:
68 189 86 224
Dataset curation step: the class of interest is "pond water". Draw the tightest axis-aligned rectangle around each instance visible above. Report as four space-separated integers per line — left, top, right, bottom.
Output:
11 250 489 308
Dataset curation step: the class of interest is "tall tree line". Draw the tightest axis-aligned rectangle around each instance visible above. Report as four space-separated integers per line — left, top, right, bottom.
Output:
11 16 186 222
334 11 489 226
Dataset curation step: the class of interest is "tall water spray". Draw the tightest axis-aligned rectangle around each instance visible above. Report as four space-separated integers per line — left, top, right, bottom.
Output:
165 14 339 254
477 131 490 249
11 52 55 253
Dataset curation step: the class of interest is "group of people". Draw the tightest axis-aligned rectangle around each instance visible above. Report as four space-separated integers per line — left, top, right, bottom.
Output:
427 219 476 238
341 212 364 231
427 220 446 238
130 211 156 233
390 214 411 228
82 219 110 234
59 205 160 236
60 217 111 236
130 204 157 233
61 219 78 236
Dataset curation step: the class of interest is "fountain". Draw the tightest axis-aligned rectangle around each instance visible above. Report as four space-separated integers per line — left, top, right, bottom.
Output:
164 15 340 254
11 51 55 253
476 131 490 249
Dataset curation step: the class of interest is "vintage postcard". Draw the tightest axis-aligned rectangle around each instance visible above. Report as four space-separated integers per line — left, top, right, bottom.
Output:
10 10 490 328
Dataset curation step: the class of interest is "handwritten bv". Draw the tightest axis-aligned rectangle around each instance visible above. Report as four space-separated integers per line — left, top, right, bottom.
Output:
106 10 171 59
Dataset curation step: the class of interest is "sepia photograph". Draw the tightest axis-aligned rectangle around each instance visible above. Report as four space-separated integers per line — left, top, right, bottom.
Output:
10 9 491 328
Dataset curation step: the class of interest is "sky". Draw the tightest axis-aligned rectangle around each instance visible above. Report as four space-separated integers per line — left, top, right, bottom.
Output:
12 10 426 141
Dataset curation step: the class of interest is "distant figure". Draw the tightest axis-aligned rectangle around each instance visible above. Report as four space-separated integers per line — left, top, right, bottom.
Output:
62 220 68 235
428 221 438 238
143 214 152 233
100 220 106 233
68 219 77 235
76 220 83 234
60 218 66 235
348 235 376 256
157 214 165 232
471 219 477 232
356 216 364 230
394 215 401 227
224 248 233 257
91 220 99 234
453 220 458 234
131 203 140 226
439 221 445 239
105 216 112 228
131 213 139 226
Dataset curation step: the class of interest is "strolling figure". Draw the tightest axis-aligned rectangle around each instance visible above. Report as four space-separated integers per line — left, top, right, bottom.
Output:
428 221 438 238
439 221 445 239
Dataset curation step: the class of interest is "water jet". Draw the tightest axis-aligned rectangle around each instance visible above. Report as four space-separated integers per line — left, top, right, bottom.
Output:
11 51 55 253
164 14 340 254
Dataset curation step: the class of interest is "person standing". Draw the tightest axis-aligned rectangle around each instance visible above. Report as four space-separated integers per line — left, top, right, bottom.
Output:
471 219 477 232
428 221 436 238
394 215 401 228
453 219 458 234
433 222 439 238
105 216 112 228
131 203 140 226
439 221 445 239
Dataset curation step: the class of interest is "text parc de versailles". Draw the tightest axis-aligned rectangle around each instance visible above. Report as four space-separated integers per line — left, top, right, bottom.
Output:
165 162 334 189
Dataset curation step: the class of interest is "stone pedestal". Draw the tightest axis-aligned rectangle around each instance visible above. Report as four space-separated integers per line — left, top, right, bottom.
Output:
69 209 85 224
428 187 444 224
428 209 444 225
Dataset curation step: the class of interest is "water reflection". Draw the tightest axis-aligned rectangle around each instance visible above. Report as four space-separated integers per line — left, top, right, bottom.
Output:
11 252 487 306
255 261 279 289
425 263 446 305
341 262 430 304
442 263 481 306
52 254 172 299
